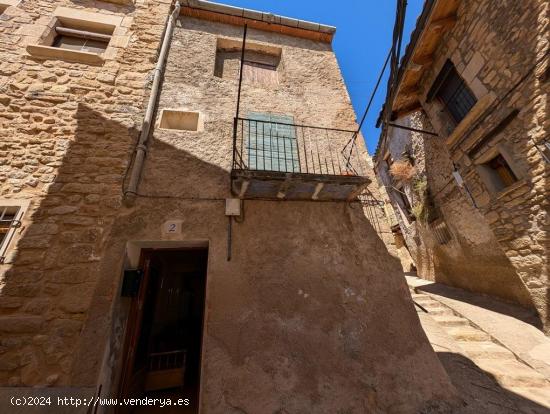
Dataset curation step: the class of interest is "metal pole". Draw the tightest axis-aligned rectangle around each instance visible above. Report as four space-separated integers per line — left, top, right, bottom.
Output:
235 24 248 120
232 24 248 173
387 123 439 136
227 216 232 261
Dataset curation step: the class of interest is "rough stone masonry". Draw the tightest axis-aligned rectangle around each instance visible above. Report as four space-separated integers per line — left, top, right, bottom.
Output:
0 1 460 413
375 0 549 333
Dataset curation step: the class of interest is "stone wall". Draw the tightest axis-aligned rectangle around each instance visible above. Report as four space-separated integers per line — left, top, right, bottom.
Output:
379 0 549 331
0 0 172 386
376 112 534 310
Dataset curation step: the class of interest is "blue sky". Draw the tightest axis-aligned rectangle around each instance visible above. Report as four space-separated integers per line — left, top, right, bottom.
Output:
215 0 424 153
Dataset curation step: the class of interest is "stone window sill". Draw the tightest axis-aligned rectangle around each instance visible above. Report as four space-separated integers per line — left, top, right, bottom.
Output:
26 45 105 66
495 179 527 200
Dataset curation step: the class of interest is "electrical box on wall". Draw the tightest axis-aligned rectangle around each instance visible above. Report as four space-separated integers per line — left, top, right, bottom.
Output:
225 198 241 216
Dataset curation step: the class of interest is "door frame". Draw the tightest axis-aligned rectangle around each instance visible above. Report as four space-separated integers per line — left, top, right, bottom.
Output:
117 246 210 412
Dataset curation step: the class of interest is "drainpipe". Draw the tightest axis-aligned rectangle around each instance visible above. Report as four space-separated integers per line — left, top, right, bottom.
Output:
124 1 181 202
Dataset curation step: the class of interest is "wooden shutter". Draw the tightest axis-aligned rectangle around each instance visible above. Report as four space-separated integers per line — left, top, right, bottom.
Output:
247 113 300 172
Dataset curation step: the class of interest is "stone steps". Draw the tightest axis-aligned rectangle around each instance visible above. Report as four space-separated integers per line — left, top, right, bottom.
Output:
447 326 491 342
457 341 516 360
475 359 550 388
414 300 446 310
411 293 431 301
432 315 470 327
410 288 550 409
412 296 437 305
425 307 454 316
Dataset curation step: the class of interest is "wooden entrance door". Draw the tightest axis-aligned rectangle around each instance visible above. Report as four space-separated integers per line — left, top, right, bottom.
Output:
118 250 154 403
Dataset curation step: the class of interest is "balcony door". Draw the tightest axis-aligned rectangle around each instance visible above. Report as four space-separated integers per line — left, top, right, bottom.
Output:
246 112 300 173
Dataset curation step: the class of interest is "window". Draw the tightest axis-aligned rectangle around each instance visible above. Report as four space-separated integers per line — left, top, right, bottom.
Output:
0 206 22 263
536 141 550 164
427 60 477 124
479 153 518 193
214 39 281 87
246 113 300 172
242 52 279 86
52 27 111 54
159 110 200 131
430 219 452 245
394 185 414 221
25 7 122 65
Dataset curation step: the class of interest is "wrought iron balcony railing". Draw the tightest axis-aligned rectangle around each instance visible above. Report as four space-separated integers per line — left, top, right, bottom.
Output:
231 117 370 201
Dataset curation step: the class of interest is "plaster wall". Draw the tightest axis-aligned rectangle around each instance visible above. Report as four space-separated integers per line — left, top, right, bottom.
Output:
90 16 456 412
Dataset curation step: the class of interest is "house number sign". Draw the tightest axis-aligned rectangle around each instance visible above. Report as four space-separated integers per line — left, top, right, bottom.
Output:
163 220 182 235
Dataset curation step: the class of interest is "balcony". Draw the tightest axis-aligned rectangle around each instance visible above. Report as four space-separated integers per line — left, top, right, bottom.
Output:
231 117 371 201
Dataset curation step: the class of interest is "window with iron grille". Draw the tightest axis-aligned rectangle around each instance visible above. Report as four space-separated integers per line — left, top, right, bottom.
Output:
430 219 452 245
427 60 477 124
394 185 414 222
246 113 300 173
537 140 550 164
0 206 22 263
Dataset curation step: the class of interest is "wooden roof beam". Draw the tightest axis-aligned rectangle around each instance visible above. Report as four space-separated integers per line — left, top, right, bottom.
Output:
391 103 423 121
430 15 457 31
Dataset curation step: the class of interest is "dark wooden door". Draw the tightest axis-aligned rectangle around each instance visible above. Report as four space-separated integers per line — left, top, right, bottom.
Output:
118 251 154 406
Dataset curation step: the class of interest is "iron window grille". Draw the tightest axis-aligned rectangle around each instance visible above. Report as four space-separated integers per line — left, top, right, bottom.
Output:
430 218 452 245
0 206 22 263
393 186 415 222
536 140 550 164
427 60 477 124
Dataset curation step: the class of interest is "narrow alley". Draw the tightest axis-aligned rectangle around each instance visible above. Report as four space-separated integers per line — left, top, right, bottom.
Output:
409 275 550 413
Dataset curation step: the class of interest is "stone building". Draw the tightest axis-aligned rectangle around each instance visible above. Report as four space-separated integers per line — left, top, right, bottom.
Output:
0 0 459 412
374 0 549 332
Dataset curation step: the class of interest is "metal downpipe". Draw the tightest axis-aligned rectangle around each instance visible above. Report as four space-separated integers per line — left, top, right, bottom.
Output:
124 1 181 202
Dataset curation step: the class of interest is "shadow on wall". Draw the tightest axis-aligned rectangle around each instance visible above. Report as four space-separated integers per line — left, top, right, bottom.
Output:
437 351 549 413
533 4 550 334
0 102 140 387
417 122 536 312
0 99 462 413
73 127 461 411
